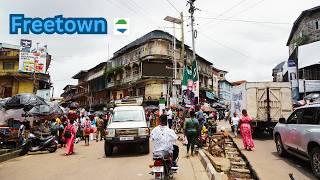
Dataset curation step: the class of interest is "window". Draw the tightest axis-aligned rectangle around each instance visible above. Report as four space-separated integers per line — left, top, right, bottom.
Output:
300 108 316 124
220 74 224 78
315 20 319 30
287 109 303 124
3 62 14 70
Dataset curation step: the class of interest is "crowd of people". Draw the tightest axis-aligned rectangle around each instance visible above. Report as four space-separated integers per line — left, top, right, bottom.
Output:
149 104 255 163
20 108 113 156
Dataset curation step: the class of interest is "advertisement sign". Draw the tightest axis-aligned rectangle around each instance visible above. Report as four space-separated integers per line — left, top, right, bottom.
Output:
19 39 47 74
288 59 299 100
231 83 246 114
36 89 51 101
181 60 199 107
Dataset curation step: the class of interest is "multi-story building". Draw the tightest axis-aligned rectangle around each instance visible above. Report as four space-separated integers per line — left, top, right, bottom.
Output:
105 30 214 105
65 30 216 108
60 85 76 103
0 43 51 98
287 5 320 54
87 62 108 110
66 62 108 110
72 70 89 108
217 70 232 105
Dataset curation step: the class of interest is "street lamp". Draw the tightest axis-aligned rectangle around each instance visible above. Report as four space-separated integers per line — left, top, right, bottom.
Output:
164 16 182 106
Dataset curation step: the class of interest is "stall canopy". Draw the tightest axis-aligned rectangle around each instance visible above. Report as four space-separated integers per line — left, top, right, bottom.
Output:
5 93 47 110
205 91 216 100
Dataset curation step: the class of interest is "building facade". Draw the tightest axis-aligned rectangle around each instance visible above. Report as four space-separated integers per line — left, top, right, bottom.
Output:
0 43 51 98
287 6 320 54
105 30 214 105
63 30 216 108
217 70 232 105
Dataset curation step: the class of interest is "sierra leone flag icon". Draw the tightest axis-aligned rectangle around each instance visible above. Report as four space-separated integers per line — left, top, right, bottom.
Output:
114 18 129 35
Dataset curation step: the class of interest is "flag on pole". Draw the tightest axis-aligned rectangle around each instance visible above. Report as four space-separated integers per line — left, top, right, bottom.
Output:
181 60 199 107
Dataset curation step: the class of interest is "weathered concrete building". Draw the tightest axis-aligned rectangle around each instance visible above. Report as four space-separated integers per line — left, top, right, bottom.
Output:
106 30 214 105
0 43 51 98
287 5 320 54
64 30 217 108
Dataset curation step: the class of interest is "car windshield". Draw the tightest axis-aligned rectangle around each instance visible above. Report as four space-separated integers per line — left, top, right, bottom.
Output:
112 110 144 122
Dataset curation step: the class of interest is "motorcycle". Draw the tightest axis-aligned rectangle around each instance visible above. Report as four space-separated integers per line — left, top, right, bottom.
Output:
20 132 58 155
150 151 178 180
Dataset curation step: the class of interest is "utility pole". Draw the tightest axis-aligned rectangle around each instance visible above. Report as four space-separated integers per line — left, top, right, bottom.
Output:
187 0 199 104
180 12 185 66
188 0 197 61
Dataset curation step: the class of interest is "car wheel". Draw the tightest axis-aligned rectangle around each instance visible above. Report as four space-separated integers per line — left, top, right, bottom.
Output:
104 142 113 156
310 147 320 178
275 135 287 157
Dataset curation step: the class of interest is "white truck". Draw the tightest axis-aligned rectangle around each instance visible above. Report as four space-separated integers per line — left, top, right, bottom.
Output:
230 82 293 134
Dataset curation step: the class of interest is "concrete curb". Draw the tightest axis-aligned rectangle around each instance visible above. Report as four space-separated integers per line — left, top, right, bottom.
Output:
198 149 225 180
0 149 22 163
231 137 260 180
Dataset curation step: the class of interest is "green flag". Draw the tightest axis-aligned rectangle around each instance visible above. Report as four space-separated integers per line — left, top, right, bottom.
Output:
192 60 198 82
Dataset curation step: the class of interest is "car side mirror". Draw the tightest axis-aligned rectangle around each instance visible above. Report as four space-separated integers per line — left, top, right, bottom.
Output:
279 118 286 124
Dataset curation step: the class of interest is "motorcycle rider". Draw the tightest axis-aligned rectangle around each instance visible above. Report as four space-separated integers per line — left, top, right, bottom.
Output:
151 114 179 168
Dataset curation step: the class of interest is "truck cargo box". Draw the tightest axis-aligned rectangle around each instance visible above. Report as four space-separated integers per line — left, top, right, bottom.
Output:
231 82 292 132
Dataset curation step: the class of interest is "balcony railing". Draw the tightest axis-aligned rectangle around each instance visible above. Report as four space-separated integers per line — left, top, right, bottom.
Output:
106 75 140 88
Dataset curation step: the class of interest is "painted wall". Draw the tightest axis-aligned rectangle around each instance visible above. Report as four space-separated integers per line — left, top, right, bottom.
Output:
18 81 34 94
145 83 163 100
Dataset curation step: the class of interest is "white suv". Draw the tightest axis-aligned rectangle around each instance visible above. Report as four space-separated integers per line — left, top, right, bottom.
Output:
273 103 320 178
104 105 150 156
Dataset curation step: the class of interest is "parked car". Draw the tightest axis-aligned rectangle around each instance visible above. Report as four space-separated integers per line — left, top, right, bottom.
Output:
104 101 149 156
273 103 320 178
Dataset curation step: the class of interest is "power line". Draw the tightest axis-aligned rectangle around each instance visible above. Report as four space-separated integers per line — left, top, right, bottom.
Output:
165 0 180 14
195 16 290 25
198 0 248 29
198 31 262 61
216 0 248 18
227 0 265 18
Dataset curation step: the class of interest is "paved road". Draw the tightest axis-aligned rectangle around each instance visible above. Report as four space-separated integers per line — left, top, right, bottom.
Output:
0 139 208 180
218 120 317 180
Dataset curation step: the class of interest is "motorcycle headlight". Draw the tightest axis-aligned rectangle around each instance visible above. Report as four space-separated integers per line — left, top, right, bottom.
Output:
138 128 149 136
105 129 115 137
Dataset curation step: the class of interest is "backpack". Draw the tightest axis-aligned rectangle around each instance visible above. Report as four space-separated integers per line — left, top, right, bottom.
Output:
64 125 72 138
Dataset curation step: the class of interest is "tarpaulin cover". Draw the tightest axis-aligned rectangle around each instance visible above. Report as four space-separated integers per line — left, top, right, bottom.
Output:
5 93 47 110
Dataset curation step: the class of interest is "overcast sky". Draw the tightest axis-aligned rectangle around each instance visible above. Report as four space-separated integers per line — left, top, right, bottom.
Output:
1 0 319 96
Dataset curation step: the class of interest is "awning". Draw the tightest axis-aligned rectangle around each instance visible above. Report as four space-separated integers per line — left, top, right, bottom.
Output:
205 91 216 100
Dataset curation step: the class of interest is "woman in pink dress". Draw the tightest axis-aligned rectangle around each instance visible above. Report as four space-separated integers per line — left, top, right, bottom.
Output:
63 118 77 155
239 109 254 151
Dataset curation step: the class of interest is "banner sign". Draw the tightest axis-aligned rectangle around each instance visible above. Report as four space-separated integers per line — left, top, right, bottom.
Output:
19 39 47 74
231 83 246 114
288 59 299 100
181 60 199 107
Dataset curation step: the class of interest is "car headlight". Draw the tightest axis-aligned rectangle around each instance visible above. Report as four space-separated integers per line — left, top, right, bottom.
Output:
138 128 149 136
105 129 115 137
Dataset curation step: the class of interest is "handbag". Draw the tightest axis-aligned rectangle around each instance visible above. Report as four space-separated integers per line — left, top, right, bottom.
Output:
84 128 91 134
64 125 72 138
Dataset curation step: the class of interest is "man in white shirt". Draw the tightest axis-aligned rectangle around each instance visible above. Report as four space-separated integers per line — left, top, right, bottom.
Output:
231 112 240 137
151 114 179 167
166 108 173 129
